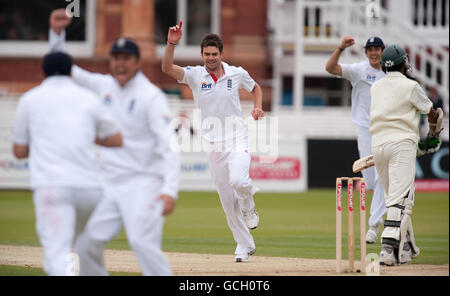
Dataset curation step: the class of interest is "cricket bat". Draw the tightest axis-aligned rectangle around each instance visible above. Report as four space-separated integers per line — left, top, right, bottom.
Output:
352 155 375 173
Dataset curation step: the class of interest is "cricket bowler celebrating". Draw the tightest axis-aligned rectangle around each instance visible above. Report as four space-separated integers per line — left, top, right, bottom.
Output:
49 9 180 275
326 36 387 243
162 21 264 262
370 45 444 265
10 52 123 275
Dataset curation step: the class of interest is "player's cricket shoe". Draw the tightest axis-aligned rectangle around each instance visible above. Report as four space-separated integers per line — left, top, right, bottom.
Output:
235 253 249 262
400 243 412 264
243 208 259 230
379 244 397 266
235 248 256 263
365 224 380 244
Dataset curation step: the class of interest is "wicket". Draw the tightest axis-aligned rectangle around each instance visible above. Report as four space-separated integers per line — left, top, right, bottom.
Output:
336 177 366 273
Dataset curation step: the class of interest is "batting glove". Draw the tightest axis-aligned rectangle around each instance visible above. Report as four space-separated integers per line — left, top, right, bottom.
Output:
417 134 442 157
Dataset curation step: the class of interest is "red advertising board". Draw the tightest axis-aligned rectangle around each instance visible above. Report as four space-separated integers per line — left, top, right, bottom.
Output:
250 157 301 180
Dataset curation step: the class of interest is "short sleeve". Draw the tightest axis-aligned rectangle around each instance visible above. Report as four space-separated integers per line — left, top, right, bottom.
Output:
410 83 433 114
239 68 256 92
178 66 197 87
9 96 30 145
340 63 360 85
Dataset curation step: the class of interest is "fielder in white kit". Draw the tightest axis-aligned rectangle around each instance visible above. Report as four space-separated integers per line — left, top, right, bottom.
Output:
326 36 387 243
370 45 443 265
162 22 264 262
10 52 123 276
49 9 180 275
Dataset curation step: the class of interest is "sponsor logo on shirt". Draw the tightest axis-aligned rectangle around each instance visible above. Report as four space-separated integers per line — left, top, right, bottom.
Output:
201 82 212 90
227 79 232 90
366 74 377 82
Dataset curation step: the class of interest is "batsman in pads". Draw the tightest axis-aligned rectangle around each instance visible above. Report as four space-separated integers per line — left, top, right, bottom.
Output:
370 45 444 265
326 36 387 244
162 21 264 262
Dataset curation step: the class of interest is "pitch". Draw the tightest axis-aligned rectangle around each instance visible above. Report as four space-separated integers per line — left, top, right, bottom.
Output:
0 190 448 275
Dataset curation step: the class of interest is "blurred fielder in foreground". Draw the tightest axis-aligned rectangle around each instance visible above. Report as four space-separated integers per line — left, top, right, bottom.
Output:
326 36 387 244
49 9 180 275
10 52 123 276
162 21 264 262
370 45 444 265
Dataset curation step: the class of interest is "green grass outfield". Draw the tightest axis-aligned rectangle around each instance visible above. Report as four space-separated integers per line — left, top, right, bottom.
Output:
0 265 140 276
0 190 448 270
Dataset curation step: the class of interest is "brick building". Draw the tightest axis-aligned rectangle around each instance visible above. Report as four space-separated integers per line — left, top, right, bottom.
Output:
0 0 272 110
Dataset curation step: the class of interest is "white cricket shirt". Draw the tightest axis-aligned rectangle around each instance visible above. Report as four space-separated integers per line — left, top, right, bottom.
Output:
341 61 385 127
178 62 255 142
370 71 433 147
10 76 119 189
71 67 180 198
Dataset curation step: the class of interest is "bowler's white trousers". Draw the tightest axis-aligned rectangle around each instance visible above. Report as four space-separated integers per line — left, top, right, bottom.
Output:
357 125 386 227
205 136 258 255
33 187 103 276
75 176 171 276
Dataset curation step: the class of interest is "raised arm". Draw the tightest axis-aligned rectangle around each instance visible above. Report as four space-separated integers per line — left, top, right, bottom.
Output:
50 8 72 35
325 36 355 76
48 9 109 94
49 9 72 52
161 21 185 81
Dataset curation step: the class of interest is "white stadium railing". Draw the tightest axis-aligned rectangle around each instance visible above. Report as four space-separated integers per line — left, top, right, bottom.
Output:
269 0 449 113
2 94 448 142
0 93 448 192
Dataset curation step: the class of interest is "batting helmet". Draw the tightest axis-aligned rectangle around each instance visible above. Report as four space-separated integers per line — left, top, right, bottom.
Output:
381 45 408 68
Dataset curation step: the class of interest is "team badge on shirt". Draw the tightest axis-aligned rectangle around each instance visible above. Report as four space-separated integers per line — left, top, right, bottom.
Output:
227 79 232 90
128 99 136 113
104 95 112 105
